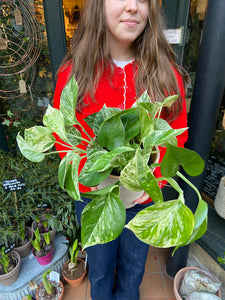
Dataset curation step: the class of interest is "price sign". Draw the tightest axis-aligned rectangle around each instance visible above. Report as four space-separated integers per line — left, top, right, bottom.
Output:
2 178 25 192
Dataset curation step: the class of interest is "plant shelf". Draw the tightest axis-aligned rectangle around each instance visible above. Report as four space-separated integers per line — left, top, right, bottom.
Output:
0 233 68 300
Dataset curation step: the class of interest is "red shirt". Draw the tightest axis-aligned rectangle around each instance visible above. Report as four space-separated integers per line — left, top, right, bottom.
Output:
53 61 188 202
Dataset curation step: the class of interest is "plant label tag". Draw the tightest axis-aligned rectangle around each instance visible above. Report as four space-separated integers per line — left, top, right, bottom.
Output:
49 271 60 283
0 38 7 50
15 9 23 25
2 243 15 254
2 177 25 192
19 79 27 94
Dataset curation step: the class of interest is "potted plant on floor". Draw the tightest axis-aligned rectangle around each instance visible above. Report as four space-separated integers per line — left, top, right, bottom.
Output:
173 266 222 299
0 246 21 286
31 228 54 265
17 76 208 252
36 269 64 300
62 238 87 287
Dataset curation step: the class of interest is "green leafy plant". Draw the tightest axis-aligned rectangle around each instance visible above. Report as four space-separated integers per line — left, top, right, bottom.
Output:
0 150 77 247
218 253 225 265
68 239 79 269
0 247 9 274
18 220 26 242
42 269 53 295
17 76 208 252
31 228 52 257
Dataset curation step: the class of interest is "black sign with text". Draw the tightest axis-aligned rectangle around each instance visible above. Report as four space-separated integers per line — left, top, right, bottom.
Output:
203 156 225 199
2 177 25 192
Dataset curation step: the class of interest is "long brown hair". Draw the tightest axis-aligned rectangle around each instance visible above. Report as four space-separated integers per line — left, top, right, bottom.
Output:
58 0 189 122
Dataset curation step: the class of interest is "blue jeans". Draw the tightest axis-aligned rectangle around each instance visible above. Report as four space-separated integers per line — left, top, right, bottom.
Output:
75 198 153 300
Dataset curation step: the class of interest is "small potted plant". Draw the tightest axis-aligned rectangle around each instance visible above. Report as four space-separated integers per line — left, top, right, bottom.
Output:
17 76 208 253
31 213 57 242
36 269 64 300
14 220 33 258
31 228 54 265
62 238 87 287
0 246 21 286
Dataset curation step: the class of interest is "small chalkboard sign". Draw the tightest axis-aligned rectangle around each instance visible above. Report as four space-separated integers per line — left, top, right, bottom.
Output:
0 243 16 254
2 178 25 192
203 156 225 199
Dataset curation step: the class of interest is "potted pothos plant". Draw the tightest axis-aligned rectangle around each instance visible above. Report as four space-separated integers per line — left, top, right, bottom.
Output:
17 76 208 253
36 269 64 300
62 238 87 287
31 228 54 265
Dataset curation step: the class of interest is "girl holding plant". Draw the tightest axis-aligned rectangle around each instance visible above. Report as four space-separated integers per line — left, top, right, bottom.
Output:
53 0 189 299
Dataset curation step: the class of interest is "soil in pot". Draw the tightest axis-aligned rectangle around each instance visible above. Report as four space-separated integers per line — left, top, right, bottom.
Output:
14 227 33 258
0 255 17 276
62 258 87 287
36 280 64 300
32 221 56 242
0 250 21 286
33 242 53 258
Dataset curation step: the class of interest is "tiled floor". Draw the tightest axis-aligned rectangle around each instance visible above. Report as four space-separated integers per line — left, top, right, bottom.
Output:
62 247 176 300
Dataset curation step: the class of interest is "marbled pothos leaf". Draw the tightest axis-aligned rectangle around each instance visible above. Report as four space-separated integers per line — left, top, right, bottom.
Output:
173 198 208 253
89 147 135 172
85 105 121 136
65 125 82 146
126 200 195 248
16 133 45 162
79 151 113 187
136 151 163 203
60 76 78 125
81 186 126 249
43 105 68 142
58 151 81 200
24 126 55 152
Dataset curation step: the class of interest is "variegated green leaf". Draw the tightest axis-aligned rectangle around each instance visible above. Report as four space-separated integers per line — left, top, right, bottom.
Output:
81 187 126 249
79 151 112 186
16 133 45 162
136 151 163 203
89 147 134 172
60 76 78 125
65 125 82 146
120 153 143 191
58 151 80 190
162 95 179 107
126 200 194 248
64 156 81 200
24 126 55 152
43 105 68 142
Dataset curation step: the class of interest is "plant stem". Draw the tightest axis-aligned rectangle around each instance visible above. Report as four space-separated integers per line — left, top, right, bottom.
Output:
177 171 202 202
13 192 19 243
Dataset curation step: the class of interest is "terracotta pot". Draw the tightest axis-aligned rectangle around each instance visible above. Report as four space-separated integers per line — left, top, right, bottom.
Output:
32 243 54 265
0 250 21 286
62 258 87 287
173 267 222 300
31 221 57 242
36 280 64 300
14 226 34 258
